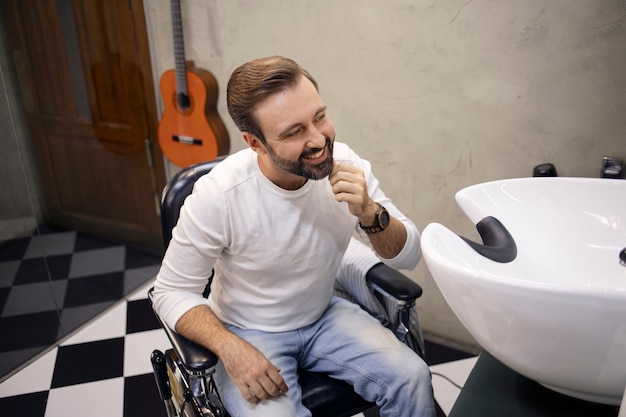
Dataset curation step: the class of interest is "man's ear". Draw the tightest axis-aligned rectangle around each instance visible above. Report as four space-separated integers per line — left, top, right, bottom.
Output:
243 132 267 155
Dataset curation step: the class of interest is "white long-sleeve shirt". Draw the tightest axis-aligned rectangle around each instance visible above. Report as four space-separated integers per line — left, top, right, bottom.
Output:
152 142 420 332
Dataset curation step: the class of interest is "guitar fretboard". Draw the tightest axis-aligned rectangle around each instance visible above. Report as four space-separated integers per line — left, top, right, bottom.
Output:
171 0 188 102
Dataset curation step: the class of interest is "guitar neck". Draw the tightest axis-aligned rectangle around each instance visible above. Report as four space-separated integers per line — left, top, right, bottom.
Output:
170 0 188 98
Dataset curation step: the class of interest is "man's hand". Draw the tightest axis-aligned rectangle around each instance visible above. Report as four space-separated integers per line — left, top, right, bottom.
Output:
328 162 378 223
174 305 288 404
328 162 407 258
221 337 289 404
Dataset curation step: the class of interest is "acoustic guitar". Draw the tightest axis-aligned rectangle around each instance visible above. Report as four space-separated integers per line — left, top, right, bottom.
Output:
158 0 229 167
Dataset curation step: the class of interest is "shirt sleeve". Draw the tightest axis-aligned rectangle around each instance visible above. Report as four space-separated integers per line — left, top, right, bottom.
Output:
151 176 228 330
341 144 421 270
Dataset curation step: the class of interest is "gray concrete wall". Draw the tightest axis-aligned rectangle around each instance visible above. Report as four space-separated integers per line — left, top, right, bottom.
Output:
0 15 42 241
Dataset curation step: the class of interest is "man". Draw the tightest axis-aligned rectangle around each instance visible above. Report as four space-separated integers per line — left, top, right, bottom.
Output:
153 56 434 417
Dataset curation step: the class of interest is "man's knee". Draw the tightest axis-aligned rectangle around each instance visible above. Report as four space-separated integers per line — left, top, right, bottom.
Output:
398 352 430 381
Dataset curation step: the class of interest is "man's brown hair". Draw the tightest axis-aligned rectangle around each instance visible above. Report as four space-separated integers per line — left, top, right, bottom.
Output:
227 56 318 143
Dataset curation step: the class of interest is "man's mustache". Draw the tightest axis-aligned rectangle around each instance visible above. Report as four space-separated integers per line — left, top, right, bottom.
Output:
300 138 332 158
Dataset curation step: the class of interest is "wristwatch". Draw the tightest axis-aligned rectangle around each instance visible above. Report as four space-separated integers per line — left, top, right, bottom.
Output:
359 203 390 234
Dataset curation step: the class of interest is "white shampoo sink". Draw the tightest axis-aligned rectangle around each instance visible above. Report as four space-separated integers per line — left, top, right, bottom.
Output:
422 177 626 405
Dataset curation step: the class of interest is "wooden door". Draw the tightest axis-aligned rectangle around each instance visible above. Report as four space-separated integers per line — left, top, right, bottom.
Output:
2 0 166 253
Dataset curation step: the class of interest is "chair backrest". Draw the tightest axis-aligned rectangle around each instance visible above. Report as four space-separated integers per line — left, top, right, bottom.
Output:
161 157 226 248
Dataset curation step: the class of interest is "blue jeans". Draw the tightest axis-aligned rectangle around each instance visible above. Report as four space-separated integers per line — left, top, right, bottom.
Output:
213 297 435 417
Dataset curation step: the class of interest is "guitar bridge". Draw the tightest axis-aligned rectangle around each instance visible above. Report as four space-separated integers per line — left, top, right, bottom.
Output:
173 135 202 145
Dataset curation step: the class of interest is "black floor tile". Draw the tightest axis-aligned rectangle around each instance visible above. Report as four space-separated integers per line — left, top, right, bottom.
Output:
435 400 447 417
0 391 48 417
0 286 10 313
0 237 30 262
36 224 69 235
74 232 118 252
424 340 474 366
64 272 125 308
46 255 74 280
13 259 48 285
0 311 61 351
363 408 380 417
124 373 168 417
13 255 72 285
124 246 162 270
126 299 160 334
51 338 124 388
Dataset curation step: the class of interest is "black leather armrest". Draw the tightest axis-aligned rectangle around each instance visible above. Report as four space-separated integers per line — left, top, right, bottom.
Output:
149 288 218 372
159 317 219 372
365 263 423 302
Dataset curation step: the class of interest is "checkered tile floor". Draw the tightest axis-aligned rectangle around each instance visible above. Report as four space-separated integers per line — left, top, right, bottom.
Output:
0 277 476 417
0 280 171 417
0 225 162 379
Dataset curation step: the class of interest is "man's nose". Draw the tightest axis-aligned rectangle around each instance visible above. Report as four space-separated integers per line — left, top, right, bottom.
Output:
307 127 326 149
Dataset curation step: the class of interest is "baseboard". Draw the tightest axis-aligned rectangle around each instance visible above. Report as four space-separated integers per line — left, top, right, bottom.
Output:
0 217 37 242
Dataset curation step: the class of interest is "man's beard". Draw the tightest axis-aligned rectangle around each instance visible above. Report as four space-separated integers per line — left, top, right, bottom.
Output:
265 138 334 180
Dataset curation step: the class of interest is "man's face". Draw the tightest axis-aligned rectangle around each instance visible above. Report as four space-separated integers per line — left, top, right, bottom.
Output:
252 75 336 184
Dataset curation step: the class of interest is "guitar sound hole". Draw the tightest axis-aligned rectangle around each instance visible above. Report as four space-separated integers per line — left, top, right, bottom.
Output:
177 93 191 110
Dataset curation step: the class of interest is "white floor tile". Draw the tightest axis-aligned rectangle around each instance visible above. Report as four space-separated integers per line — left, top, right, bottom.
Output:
62 302 127 346
0 348 58 397
1 280 67 317
23 232 76 259
430 356 478 415
68 246 125 278
124 329 171 377
45 378 124 417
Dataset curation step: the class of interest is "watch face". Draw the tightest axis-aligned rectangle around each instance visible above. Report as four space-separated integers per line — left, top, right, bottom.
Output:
379 208 390 228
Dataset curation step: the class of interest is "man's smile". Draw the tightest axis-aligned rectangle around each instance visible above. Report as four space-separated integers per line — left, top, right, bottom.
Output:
302 147 326 162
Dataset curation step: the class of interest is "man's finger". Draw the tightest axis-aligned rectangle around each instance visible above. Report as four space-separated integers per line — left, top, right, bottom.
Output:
268 367 289 394
239 383 260 404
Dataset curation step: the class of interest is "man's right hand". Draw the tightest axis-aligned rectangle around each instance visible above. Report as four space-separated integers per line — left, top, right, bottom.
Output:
174 305 288 404
221 337 289 403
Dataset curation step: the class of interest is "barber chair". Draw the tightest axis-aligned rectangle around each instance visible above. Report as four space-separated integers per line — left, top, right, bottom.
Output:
150 157 426 417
